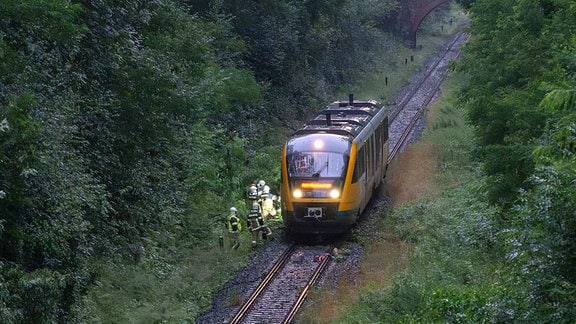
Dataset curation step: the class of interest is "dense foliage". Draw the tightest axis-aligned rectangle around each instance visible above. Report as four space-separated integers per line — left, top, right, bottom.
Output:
0 0 400 321
185 0 400 125
459 0 575 209
448 0 576 320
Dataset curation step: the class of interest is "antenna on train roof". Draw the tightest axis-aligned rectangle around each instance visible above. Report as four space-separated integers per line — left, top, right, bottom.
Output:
326 94 353 126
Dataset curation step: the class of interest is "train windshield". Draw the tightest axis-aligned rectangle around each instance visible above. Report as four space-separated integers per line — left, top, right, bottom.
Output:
285 134 350 199
286 134 350 178
287 152 348 178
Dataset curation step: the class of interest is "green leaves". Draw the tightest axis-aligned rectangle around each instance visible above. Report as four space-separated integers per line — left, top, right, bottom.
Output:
458 0 576 208
457 0 576 320
0 92 40 210
504 164 576 320
540 88 576 113
0 0 85 43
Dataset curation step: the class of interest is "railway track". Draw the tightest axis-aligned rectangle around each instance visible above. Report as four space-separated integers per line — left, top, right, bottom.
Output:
229 243 333 324
388 32 469 162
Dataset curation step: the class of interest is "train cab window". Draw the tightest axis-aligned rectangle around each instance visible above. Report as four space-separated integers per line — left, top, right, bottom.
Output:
288 152 348 178
286 134 351 198
286 150 349 199
286 134 350 178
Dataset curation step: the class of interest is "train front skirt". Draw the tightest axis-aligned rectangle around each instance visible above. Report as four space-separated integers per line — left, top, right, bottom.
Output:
282 204 357 234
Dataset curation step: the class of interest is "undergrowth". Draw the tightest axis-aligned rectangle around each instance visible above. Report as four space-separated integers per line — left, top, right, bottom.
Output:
333 72 505 323
81 242 251 322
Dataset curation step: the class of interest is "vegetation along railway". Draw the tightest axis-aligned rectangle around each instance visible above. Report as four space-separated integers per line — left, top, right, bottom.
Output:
196 32 468 324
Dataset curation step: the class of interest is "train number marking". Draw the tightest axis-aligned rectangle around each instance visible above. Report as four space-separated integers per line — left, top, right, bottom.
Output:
306 207 323 219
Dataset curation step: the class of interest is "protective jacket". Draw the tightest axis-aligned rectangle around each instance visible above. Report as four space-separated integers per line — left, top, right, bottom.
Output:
226 214 242 233
247 208 263 231
261 193 276 217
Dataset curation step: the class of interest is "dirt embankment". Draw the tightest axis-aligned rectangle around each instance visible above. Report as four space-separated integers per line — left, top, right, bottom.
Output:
387 141 437 207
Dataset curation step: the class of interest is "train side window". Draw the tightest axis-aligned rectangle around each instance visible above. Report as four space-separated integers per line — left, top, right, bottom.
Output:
352 147 365 183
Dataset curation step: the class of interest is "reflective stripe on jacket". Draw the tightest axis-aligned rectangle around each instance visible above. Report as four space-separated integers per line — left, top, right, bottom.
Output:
247 210 263 231
226 214 242 232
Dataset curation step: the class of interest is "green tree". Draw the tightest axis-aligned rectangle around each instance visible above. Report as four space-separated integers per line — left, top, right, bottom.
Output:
457 0 574 207
1 0 264 320
468 1 576 319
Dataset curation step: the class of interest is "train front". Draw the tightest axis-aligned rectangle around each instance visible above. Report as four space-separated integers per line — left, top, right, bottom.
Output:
281 133 355 234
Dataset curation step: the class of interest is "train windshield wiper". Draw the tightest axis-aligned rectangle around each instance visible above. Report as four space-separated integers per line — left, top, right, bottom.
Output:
312 161 328 177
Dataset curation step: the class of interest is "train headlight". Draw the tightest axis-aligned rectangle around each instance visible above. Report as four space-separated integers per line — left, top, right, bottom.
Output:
293 189 303 198
329 189 340 199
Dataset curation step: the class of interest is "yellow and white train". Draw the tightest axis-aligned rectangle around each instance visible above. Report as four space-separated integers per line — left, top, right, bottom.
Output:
280 95 389 234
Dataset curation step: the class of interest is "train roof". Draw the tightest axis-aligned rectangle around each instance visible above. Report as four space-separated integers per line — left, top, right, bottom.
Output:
292 99 384 138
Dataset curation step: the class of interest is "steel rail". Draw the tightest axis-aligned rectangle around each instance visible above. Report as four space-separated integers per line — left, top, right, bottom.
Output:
388 65 449 163
388 32 468 163
389 32 464 122
282 247 333 324
228 32 470 324
229 243 297 324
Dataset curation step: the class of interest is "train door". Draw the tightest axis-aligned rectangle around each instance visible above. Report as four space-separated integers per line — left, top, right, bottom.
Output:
374 121 387 184
381 117 389 178
368 135 376 188
355 145 368 214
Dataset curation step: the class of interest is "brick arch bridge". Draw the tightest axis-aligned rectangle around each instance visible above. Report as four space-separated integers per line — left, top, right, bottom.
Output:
385 0 452 47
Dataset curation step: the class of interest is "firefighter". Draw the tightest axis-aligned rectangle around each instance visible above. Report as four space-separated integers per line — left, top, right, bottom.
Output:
256 180 266 197
256 180 266 211
225 207 242 250
248 183 258 203
247 201 272 249
260 185 277 221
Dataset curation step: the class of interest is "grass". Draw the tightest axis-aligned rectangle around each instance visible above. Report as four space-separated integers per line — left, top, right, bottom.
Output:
80 241 251 322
